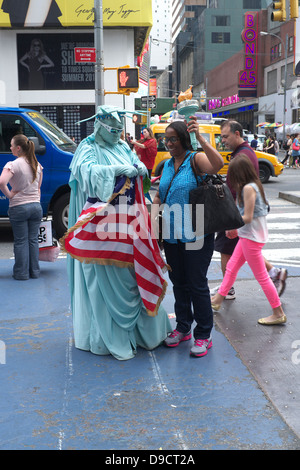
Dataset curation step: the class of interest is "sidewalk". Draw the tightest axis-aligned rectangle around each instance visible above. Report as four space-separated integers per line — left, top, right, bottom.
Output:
0 256 300 450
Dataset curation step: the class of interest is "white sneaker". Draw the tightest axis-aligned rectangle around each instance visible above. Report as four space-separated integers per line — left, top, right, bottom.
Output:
210 285 236 300
272 268 288 297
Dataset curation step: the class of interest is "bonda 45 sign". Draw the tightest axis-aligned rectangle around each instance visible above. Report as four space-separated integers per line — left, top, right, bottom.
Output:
239 12 258 90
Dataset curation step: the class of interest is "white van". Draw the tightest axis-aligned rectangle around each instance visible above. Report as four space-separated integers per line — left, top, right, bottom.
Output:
245 134 265 151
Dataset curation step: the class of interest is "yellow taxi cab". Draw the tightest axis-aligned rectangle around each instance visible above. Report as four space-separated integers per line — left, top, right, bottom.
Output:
150 119 283 183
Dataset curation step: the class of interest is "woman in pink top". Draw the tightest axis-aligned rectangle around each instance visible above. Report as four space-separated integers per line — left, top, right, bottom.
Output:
0 134 43 280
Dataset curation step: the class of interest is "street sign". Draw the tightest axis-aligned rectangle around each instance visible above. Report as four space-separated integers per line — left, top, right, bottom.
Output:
141 102 157 109
74 48 96 63
141 95 156 103
140 95 156 109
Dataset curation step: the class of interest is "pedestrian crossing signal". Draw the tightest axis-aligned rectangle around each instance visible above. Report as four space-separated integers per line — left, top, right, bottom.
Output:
132 114 147 125
117 67 139 94
271 0 286 21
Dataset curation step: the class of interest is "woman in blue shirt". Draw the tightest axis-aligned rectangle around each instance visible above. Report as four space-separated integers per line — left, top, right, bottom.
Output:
152 118 223 357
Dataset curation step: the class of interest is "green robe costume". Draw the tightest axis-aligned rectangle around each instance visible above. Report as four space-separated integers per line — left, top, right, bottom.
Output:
66 106 171 360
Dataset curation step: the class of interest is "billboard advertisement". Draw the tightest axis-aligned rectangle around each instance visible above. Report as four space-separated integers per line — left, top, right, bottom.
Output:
17 33 95 90
0 0 152 28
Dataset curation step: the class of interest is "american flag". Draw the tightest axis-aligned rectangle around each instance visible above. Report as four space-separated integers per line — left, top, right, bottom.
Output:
60 175 168 316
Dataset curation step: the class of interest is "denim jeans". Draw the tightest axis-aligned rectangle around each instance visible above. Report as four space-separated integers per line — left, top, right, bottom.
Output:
163 234 214 340
8 202 43 280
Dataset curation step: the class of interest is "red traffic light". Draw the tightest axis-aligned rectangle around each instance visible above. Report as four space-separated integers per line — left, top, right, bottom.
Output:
117 68 139 93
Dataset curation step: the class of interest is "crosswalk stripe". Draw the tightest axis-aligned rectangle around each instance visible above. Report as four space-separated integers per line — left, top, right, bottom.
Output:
259 248 300 267
264 200 300 265
212 194 300 267
267 213 300 219
267 233 300 243
268 222 300 229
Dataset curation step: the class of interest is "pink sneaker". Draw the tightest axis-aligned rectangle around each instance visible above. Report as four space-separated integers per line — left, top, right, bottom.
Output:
164 329 192 347
190 337 212 357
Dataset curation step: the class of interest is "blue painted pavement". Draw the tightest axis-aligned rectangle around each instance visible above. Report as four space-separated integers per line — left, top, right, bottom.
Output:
0 257 299 450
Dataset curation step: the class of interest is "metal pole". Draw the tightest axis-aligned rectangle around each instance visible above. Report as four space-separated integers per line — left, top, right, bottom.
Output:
282 33 288 145
94 0 105 110
260 31 288 144
147 36 152 127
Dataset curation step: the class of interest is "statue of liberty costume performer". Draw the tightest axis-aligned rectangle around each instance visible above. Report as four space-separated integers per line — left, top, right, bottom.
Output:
62 105 171 360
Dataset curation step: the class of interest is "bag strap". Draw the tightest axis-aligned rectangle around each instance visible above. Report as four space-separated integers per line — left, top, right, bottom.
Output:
190 154 223 187
190 153 200 187
190 153 208 187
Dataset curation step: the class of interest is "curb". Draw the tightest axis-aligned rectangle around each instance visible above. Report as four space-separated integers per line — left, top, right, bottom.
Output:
279 191 300 205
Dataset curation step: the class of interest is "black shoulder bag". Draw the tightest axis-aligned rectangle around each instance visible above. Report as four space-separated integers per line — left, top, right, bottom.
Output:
189 156 244 235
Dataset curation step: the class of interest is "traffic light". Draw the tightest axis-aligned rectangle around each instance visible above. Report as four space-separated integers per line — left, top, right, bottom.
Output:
117 67 139 94
290 0 299 18
271 0 286 21
132 113 147 125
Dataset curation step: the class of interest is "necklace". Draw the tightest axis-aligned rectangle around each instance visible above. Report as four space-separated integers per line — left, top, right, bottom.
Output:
173 150 191 172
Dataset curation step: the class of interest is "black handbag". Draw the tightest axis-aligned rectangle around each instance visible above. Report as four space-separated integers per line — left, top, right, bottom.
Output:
189 156 244 235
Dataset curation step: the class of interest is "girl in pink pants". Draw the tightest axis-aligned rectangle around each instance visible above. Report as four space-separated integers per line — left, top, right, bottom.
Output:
211 155 286 325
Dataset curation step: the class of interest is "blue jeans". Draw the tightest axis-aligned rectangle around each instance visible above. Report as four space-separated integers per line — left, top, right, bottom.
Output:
163 234 214 340
8 202 43 280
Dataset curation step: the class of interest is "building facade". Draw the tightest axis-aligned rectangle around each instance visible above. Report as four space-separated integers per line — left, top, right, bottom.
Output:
0 0 152 140
172 0 271 97
206 7 298 132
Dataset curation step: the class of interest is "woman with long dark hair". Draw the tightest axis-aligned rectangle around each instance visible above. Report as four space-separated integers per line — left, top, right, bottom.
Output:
0 134 43 280
152 118 224 357
266 135 275 155
211 155 286 325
